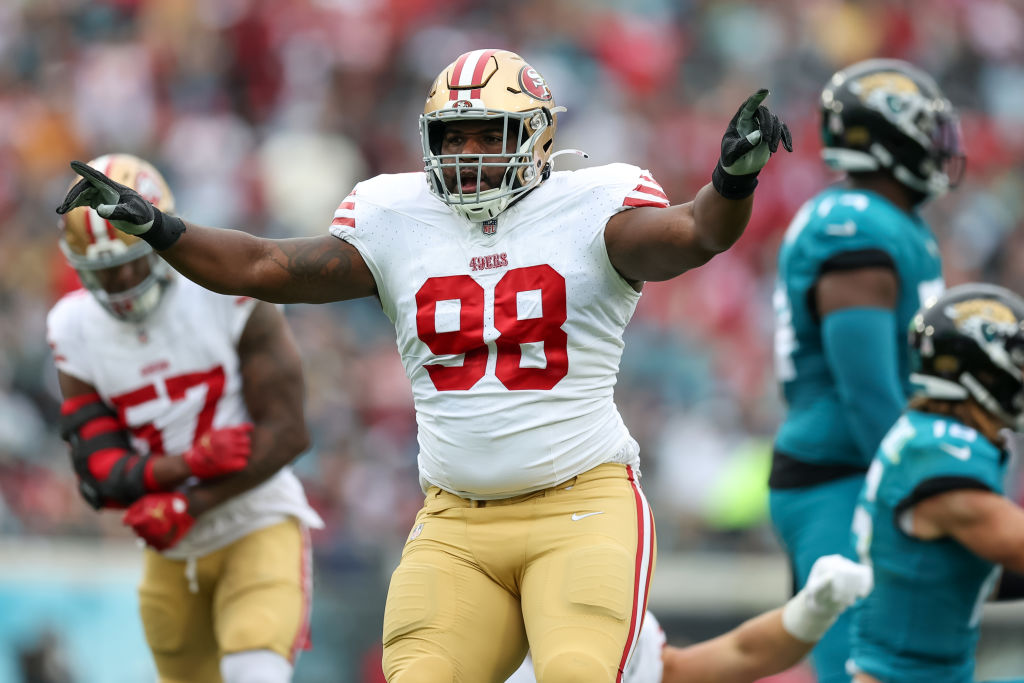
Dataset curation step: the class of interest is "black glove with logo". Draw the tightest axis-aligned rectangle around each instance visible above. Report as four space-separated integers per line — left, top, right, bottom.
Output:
712 89 793 200
56 160 185 250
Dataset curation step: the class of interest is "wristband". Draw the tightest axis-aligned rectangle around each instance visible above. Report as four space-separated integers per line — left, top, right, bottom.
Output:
141 210 187 251
781 589 840 643
711 161 759 200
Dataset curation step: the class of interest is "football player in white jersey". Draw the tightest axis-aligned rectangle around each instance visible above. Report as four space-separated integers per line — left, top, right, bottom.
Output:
507 554 873 683
47 154 323 683
57 50 791 682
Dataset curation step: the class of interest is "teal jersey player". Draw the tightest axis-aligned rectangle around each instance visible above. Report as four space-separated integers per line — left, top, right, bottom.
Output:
848 283 1024 683
773 186 944 470
768 58 964 683
850 411 1005 683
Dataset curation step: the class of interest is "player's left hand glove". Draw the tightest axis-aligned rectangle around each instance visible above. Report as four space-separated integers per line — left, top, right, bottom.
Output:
182 424 253 479
123 492 196 551
781 554 873 643
56 160 185 250
712 89 793 199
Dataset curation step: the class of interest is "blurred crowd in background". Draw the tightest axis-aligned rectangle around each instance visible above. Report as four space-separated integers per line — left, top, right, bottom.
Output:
2 0 1024 679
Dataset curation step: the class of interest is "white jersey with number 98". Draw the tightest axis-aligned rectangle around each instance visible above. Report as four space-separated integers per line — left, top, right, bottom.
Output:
330 164 670 499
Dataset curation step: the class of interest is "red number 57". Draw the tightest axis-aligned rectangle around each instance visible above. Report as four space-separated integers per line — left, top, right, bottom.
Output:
415 265 568 391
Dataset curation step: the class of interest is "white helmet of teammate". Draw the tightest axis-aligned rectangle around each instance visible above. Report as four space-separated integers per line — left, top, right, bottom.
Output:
58 153 175 323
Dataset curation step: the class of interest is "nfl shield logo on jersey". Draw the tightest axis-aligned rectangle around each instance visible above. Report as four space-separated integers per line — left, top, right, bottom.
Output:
482 218 497 235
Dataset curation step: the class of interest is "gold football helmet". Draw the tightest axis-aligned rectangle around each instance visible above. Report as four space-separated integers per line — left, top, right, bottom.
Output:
420 49 564 222
59 153 175 322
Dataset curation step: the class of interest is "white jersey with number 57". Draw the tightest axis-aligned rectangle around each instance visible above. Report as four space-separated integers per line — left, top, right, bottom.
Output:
330 164 669 499
46 277 323 559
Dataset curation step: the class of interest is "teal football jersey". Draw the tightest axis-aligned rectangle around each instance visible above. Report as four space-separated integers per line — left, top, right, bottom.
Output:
773 187 944 468
850 411 1007 683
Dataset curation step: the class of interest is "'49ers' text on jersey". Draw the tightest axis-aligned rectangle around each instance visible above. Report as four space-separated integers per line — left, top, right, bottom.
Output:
330 163 669 499
46 277 323 558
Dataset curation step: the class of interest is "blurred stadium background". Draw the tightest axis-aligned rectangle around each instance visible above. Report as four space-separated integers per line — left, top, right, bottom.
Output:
2 0 1024 681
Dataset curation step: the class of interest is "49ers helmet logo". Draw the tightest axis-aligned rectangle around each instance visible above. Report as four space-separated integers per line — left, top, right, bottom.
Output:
518 65 552 101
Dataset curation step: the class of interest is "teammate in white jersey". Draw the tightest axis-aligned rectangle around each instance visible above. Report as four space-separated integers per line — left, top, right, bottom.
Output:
47 154 323 683
57 50 791 682
507 554 873 683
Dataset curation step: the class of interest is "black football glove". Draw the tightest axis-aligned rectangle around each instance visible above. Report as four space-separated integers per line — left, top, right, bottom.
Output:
56 160 185 249
712 89 793 199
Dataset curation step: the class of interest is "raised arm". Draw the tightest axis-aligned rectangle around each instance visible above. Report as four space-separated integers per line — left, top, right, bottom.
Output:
160 226 375 304
605 90 791 282
184 300 310 516
56 161 377 304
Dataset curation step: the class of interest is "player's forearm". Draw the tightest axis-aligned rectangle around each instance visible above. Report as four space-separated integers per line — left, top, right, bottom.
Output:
185 418 309 516
161 221 280 299
691 182 754 255
822 308 905 460
661 610 810 683
148 456 193 491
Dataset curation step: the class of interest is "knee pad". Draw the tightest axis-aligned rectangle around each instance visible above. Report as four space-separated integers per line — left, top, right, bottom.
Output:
385 655 454 683
220 649 293 683
536 651 613 683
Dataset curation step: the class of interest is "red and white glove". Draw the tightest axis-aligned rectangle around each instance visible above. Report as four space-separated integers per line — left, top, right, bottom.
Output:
183 424 253 479
123 492 195 551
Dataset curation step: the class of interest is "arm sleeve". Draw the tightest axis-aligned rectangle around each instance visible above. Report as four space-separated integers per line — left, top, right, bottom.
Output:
822 307 906 463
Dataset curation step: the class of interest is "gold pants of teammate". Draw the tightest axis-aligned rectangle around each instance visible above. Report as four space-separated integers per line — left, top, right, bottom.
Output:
383 462 656 683
138 518 312 683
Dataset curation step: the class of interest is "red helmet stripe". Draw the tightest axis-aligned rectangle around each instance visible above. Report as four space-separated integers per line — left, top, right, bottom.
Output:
448 52 472 100
448 49 498 100
468 49 497 99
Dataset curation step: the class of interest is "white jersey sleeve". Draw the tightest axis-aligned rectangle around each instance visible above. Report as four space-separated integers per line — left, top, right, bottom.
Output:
326 165 664 499
47 290 101 385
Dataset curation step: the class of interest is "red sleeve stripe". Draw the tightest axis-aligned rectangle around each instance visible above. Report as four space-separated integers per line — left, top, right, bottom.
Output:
331 217 355 228
88 449 135 481
61 393 103 415
143 458 160 492
80 415 122 439
635 183 668 200
623 195 670 209
338 200 355 210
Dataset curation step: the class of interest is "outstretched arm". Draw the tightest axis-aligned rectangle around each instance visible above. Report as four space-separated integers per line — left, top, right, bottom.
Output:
161 226 376 304
661 555 872 683
605 90 792 282
56 161 377 304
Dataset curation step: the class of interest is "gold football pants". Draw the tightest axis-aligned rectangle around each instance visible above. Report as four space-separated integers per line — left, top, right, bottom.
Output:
137 518 313 683
383 462 656 683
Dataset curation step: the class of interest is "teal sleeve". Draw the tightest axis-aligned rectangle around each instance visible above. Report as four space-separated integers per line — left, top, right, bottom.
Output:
822 307 906 463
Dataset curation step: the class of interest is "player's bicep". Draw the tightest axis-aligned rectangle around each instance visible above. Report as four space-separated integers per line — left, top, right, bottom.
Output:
237 301 306 432
605 203 709 282
914 488 1024 570
815 257 898 316
251 234 378 304
58 370 99 400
